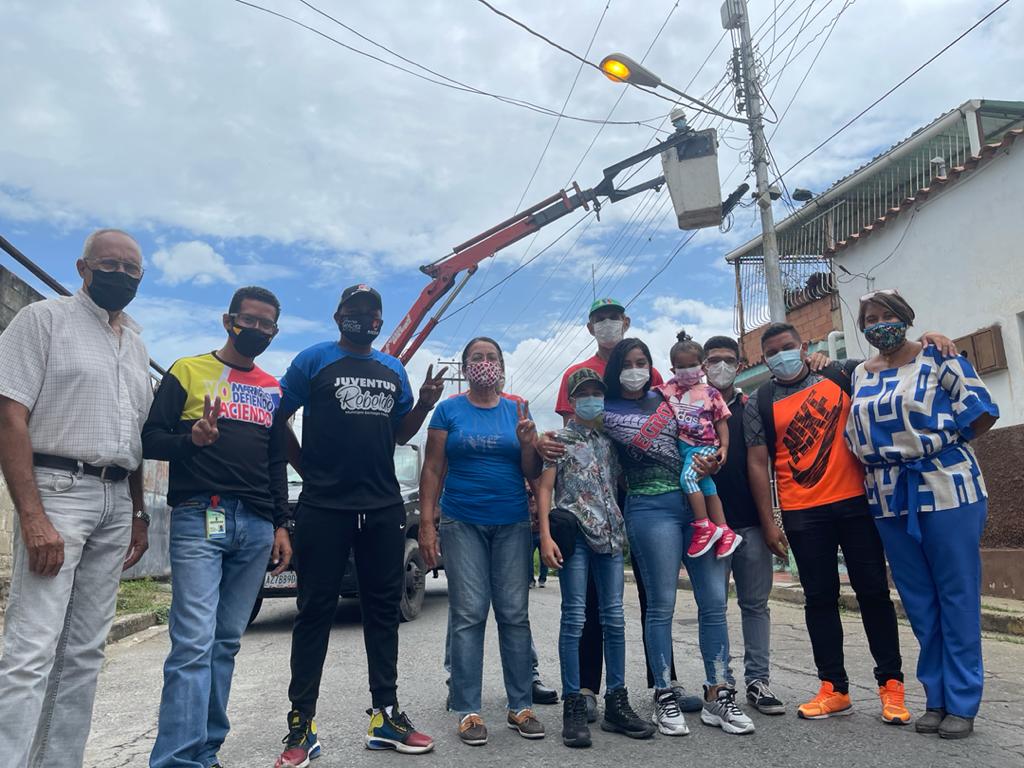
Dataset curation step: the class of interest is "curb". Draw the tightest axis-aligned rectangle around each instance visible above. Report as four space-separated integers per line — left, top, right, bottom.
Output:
108 612 160 643
623 571 1024 638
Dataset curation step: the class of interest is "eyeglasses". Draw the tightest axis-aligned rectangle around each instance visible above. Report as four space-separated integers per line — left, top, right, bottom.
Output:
860 288 899 302
86 258 144 280
229 313 279 334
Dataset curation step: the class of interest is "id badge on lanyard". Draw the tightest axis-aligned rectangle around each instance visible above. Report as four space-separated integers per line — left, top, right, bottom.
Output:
206 495 227 540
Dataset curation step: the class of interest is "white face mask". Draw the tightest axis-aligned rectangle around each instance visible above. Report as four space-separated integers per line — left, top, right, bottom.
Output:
706 361 738 390
619 367 650 392
592 318 625 349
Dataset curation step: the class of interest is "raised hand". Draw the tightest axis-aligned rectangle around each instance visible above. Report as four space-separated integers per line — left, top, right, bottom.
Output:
515 400 537 447
191 395 222 447
418 364 448 410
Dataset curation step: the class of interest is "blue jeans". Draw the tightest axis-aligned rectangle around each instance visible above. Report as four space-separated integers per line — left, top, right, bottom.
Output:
440 516 533 716
724 526 773 685
531 533 549 583
558 533 626 695
150 497 274 768
624 491 732 690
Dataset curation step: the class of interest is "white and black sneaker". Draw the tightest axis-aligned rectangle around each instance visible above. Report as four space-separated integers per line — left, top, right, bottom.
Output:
701 685 755 735
652 689 689 736
746 680 786 715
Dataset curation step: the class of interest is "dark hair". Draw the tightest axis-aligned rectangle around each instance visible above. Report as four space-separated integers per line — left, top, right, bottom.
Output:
703 335 739 356
229 286 281 320
670 329 704 365
604 337 653 399
461 336 504 369
858 291 915 330
760 322 800 347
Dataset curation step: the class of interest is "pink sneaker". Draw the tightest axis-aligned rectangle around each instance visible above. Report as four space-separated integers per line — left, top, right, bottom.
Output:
687 521 722 558
715 526 743 558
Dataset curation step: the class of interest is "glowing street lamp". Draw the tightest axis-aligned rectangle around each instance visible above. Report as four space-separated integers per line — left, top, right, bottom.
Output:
599 53 662 88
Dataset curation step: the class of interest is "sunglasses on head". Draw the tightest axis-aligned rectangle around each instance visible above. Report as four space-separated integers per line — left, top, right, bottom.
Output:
860 288 900 303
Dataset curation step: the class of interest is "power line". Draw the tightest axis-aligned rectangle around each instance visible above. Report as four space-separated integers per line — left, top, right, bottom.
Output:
772 0 1011 185
230 0 665 129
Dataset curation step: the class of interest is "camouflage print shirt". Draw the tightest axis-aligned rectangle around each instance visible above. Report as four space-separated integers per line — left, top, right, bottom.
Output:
544 421 626 555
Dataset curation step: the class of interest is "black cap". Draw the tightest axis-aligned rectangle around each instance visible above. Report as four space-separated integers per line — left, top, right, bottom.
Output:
338 284 382 311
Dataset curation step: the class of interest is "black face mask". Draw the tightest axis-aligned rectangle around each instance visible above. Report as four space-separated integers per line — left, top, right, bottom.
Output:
338 313 382 347
230 326 273 358
87 270 140 312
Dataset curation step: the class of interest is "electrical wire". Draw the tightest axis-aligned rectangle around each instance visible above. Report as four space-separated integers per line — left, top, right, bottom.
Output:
771 0 1011 186
230 0 665 128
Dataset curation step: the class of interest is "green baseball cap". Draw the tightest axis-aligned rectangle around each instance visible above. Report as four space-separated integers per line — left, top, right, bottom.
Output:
567 367 606 397
588 297 625 317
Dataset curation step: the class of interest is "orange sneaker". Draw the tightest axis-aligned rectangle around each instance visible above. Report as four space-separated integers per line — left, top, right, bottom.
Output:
879 679 911 725
797 682 853 720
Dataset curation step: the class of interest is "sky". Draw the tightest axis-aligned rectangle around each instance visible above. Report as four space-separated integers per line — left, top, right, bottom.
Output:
2 0 1021 431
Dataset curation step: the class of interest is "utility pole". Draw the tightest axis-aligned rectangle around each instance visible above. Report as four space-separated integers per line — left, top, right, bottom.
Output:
436 359 466 394
723 0 787 323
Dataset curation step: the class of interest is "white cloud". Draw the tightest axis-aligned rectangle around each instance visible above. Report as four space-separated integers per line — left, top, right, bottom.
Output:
152 241 234 286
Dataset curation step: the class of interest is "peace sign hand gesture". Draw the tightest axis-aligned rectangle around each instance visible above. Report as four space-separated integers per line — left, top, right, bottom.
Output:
418 364 448 410
191 395 222 447
515 400 537 447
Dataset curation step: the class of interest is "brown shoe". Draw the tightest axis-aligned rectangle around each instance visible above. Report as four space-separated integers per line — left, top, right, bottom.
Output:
507 708 545 739
458 714 488 746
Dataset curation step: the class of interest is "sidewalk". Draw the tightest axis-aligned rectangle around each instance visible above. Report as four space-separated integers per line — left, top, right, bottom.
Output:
623 569 1024 637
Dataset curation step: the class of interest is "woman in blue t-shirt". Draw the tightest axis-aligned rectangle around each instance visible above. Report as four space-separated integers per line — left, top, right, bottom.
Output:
419 337 544 746
601 338 753 737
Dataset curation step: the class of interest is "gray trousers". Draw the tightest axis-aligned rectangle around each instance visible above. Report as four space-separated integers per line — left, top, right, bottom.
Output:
724 525 774 685
0 469 132 768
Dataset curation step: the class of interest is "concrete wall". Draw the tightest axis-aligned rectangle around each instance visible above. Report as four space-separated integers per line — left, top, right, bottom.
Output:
833 140 1024 428
0 265 170 613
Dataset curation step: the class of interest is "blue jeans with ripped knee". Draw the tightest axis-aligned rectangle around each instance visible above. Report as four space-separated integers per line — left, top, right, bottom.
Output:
625 490 733 690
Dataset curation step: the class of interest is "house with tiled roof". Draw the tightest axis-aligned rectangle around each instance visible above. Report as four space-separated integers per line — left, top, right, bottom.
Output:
723 98 1024 598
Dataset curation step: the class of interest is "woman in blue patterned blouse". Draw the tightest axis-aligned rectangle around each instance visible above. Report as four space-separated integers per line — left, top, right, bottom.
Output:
845 290 999 741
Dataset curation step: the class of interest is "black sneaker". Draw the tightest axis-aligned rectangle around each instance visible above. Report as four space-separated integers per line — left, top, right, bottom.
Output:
601 687 656 739
746 679 786 715
562 693 592 748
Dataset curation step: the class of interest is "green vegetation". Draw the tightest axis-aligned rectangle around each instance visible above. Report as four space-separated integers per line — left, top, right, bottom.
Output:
117 578 172 624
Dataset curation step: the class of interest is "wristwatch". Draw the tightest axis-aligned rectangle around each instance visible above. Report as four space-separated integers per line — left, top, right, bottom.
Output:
133 509 151 526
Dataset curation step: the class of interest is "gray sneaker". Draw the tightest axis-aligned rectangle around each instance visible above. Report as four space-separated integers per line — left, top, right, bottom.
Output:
916 708 945 734
701 685 755 735
507 708 545 739
938 714 974 740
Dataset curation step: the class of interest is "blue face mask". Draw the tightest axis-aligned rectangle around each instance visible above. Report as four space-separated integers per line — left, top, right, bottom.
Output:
765 348 805 380
573 395 605 421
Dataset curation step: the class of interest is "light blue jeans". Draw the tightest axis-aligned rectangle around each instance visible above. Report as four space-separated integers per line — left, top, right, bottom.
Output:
624 491 733 690
150 497 274 768
0 470 132 768
440 516 533 716
724 526 774 685
558 532 626 695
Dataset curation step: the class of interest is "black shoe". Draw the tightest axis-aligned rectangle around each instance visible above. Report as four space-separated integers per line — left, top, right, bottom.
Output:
601 687 656 739
562 693 592 747
670 682 704 713
746 679 786 715
938 714 974 740
579 688 599 723
532 680 559 705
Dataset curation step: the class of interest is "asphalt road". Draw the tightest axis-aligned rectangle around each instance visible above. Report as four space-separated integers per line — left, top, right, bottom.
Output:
86 575 1024 768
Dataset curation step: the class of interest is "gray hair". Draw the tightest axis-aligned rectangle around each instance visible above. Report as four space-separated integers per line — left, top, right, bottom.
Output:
81 229 143 263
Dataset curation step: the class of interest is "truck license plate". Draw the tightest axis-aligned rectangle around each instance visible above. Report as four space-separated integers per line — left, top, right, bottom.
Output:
264 571 298 589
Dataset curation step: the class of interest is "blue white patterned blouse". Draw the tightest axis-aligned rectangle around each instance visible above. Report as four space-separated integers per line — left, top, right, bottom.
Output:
845 346 999 535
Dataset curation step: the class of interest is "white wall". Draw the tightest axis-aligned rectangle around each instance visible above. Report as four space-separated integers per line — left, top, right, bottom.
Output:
834 140 1024 427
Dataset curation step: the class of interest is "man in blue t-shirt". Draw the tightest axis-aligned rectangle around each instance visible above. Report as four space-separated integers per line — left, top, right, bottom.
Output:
274 285 447 767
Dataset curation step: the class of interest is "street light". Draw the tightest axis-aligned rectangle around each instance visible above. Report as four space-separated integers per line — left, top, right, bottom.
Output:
599 53 662 88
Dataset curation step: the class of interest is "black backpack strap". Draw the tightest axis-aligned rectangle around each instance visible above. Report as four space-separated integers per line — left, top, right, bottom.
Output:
755 379 777 460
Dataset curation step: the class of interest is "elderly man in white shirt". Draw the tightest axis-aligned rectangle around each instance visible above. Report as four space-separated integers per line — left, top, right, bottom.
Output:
0 229 154 768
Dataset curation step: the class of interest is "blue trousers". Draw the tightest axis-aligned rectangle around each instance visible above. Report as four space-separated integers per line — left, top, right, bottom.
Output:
557 533 626 695
875 502 987 718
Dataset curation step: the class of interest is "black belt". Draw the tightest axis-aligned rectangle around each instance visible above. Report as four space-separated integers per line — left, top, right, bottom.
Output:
33 453 130 482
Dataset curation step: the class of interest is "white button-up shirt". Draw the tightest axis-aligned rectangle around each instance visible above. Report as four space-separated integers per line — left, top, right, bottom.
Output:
0 289 153 470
